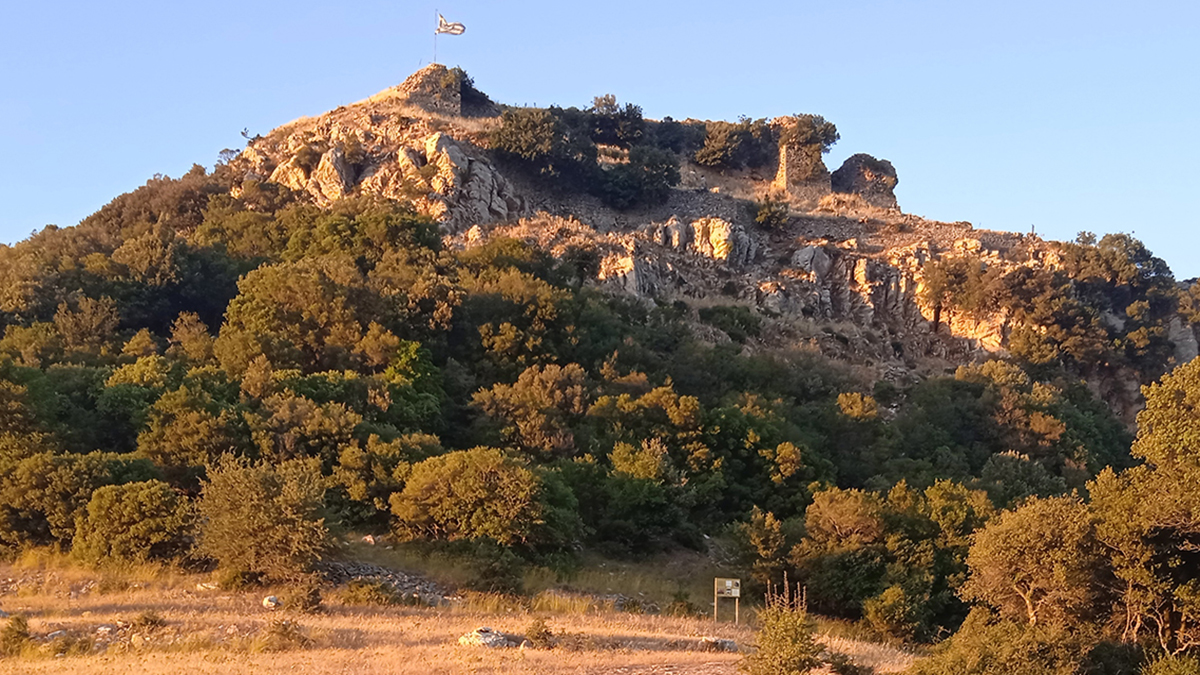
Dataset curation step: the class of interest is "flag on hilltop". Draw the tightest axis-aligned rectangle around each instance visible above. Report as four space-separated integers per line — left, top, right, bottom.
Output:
436 14 465 35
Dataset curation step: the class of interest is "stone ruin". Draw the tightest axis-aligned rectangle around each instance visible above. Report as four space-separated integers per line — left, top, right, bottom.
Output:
832 153 900 210
770 116 833 205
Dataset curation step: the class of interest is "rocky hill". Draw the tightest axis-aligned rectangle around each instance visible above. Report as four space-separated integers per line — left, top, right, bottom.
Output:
226 64 1197 420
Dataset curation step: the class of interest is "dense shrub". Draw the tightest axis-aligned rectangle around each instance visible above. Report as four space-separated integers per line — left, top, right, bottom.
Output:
389 447 576 548
0 451 160 551
695 118 777 171
907 608 1090 675
698 306 762 343
597 146 681 209
197 456 330 583
73 479 194 565
651 117 707 154
491 109 597 188
588 94 645 148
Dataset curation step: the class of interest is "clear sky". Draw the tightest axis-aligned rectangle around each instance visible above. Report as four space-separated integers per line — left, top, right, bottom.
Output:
2 1 1197 275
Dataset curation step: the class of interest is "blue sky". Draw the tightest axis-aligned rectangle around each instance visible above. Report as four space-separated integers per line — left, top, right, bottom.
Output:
2 1 1197 275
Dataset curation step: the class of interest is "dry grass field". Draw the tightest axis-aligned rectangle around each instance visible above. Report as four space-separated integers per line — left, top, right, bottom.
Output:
0 562 916 675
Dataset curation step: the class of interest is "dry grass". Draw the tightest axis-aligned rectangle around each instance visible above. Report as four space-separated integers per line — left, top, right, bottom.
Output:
0 558 917 674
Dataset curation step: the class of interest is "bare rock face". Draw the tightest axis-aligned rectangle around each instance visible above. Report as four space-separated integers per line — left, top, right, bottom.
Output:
268 156 308 193
831 154 899 210
310 147 355 203
1170 317 1199 363
690 217 756 267
360 132 524 232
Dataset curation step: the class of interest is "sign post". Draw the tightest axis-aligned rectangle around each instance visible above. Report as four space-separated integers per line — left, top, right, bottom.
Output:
714 577 741 624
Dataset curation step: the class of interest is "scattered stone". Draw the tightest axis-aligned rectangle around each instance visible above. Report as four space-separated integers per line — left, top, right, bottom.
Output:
458 627 518 648
317 561 451 606
262 595 281 610
195 582 218 591
45 630 66 640
698 636 738 652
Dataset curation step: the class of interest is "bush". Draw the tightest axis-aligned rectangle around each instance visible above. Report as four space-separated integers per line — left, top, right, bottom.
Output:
340 579 401 606
197 456 330 583
389 447 552 547
695 118 777 171
281 577 324 613
0 615 30 657
0 451 160 550
133 610 166 629
73 479 194 566
652 117 706 154
907 608 1089 675
826 652 874 675
698 306 762 343
491 109 596 188
253 619 311 652
588 95 645 148
752 193 790 229
463 539 526 594
740 585 823 675
663 591 704 618
525 617 554 649
596 146 680 210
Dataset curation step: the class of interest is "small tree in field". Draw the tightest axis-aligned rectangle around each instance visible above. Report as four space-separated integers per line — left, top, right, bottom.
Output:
740 582 824 675
197 456 330 583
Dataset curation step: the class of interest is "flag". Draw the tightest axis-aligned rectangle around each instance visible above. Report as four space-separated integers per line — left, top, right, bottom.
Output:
435 14 465 35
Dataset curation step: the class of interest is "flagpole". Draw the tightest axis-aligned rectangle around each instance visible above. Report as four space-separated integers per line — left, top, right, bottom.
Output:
433 8 438 64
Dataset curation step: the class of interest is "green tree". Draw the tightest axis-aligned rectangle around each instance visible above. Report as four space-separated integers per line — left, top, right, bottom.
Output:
472 363 590 456
961 496 1104 626
389 447 574 548
197 456 330 583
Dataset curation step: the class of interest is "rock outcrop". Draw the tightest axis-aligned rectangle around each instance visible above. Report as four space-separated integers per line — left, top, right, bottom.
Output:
832 153 899 210
242 77 525 228
368 64 463 117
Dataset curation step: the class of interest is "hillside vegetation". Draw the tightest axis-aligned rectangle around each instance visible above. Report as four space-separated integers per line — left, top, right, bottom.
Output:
2 66 1200 674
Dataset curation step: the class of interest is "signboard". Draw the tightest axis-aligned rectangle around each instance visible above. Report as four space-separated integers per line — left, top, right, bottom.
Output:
715 578 741 598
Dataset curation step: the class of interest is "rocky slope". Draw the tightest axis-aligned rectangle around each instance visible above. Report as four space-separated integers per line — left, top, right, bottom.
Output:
228 65 1198 420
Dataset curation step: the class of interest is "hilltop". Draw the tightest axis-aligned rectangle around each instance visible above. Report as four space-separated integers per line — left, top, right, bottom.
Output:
226 64 1196 421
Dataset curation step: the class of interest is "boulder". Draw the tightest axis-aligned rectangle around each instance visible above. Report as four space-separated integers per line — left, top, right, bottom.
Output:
792 245 832 279
268 156 309 193
831 153 899 210
690 218 756 268
458 627 518 648
698 636 738 652
309 147 355 203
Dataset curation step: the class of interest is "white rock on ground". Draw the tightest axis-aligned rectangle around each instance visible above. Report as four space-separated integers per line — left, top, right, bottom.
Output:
458 627 517 648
